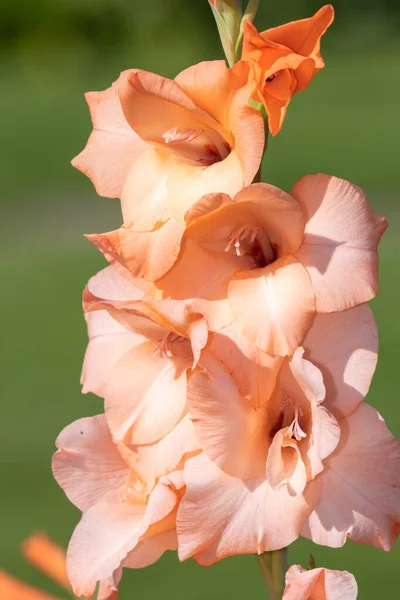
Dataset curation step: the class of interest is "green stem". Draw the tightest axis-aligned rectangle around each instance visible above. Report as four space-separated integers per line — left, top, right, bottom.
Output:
256 549 288 600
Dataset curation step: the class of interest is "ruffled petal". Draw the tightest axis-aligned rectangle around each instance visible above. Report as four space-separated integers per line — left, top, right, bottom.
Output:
302 403 400 550
293 174 387 312
228 256 316 355
105 342 189 445
187 353 269 479
177 454 318 564
87 219 184 282
303 305 378 419
283 565 358 600
81 310 145 397
72 70 147 198
52 415 128 513
176 60 265 185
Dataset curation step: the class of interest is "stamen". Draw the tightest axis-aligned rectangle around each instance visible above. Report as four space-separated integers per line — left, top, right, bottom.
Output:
287 405 307 442
162 127 202 144
153 332 186 359
225 226 256 257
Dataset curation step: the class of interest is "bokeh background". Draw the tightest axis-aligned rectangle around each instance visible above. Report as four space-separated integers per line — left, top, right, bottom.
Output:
1 0 399 598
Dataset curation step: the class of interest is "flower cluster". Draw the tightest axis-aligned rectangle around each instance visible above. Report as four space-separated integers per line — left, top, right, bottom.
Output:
53 3 400 599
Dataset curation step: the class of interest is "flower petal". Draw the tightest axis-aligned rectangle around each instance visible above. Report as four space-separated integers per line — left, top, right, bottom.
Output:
293 174 387 312
207 322 284 408
52 415 128 513
267 428 307 496
176 60 265 184
228 255 316 355
72 70 147 198
105 342 188 445
302 403 400 550
259 5 335 59
81 310 145 397
283 565 358 600
156 238 240 331
187 353 269 479
303 305 378 419
177 454 318 563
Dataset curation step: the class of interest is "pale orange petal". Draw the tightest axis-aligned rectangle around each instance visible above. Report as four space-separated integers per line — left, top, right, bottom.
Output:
87 219 184 282
177 454 319 564
207 322 284 409
105 342 188 445
52 415 128 513
228 256 316 355
72 70 147 198
175 60 265 185
81 310 146 397
293 174 387 312
302 403 400 550
303 305 378 419
283 565 358 600
188 352 269 479
156 238 240 331
266 428 307 495
259 5 335 59
119 69 222 146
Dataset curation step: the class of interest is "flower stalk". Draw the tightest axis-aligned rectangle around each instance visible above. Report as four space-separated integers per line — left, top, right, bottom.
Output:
256 549 287 600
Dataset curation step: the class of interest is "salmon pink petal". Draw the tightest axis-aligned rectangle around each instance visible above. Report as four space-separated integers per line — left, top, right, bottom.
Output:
303 305 378 418
121 148 176 230
280 348 340 480
67 474 180 599
302 403 400 550
87 219 185 282
176 60 265 184
293 174 387 312
72 71 147 198
85 266 146 305
228 256 316 356
123 530 177 569
66 488 146 599
207 322 284 408
52 415 128 513
285 347 326 405
119 70 222 147
233 183 305 254
105 342 188 445
266 428 307 495
81 310 146 397
187 353 268 479
261 5 335 59
177 454 319 563
125 416 201 492
157 238 241 331
283 565 358 600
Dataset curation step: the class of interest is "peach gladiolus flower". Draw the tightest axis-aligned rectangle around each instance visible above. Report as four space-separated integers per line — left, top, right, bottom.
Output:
0 533 71 600
242 5 334 135
283 565 358 600
153 174 386 356
82 266 207 446
177 305 400 562
73 61 264 255
53 413 199 599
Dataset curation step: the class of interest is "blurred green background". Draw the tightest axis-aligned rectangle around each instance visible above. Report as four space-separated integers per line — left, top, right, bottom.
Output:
1 0 399 598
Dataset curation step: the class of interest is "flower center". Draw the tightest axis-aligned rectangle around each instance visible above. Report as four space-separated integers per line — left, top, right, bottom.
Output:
162 126 230 166
224 225 276 268
281 398 307 442
153 331 186 359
